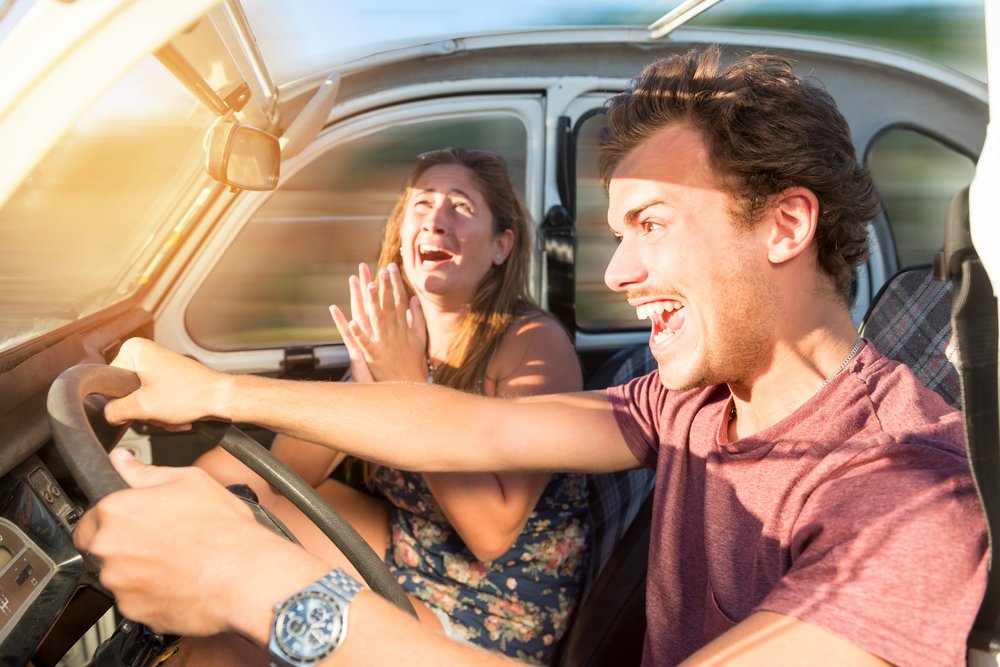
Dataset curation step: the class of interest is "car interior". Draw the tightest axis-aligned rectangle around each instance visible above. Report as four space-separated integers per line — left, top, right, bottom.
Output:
0 0 996 665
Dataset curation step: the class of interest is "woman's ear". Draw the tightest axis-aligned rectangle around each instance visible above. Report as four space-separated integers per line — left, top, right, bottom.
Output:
493 228 515 265
766 187 820 265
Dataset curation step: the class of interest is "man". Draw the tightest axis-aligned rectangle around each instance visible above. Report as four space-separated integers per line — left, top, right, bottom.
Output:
75 47 986 666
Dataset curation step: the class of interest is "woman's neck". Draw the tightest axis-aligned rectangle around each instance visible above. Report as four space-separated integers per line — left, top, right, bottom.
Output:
419 298 466 363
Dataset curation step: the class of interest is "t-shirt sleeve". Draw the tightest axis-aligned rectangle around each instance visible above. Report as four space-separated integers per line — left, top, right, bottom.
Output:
607 371 664 469
758 443 988 666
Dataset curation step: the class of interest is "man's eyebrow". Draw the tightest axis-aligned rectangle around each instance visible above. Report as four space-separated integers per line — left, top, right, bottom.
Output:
623 199 666 224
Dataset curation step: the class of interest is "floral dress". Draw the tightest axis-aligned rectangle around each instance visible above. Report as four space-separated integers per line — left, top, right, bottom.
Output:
372 467 589 665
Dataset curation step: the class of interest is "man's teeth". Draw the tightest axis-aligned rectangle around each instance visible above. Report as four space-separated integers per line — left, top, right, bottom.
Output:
652 329 674 344
636 301 682 321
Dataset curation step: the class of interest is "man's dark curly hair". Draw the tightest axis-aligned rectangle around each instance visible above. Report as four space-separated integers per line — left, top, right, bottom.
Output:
600 46 881 300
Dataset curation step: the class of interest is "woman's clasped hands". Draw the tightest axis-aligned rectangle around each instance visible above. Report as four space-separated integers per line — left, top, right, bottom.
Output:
329 262 430 384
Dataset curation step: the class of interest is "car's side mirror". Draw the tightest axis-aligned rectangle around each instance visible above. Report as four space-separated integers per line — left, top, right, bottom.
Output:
205 122 280 191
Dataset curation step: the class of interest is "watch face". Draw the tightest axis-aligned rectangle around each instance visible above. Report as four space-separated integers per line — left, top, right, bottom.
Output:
275 590 344 662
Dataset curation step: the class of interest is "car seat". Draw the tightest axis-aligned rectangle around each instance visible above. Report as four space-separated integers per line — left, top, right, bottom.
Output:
554 344 656 666
859 264 961 408
862 188 1000 654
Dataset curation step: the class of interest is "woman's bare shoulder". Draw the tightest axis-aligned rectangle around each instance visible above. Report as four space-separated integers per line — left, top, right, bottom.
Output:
487 312 581 395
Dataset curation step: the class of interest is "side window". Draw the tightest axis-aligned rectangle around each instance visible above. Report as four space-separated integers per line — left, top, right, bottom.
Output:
186 115 528 350
574 112 642 330
574 119 977 331
867 128 975 268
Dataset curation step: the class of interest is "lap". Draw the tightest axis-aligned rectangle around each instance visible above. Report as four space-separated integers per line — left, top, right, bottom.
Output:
194 446 442 632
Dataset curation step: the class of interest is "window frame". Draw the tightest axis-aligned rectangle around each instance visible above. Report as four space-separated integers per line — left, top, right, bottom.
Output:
156 94 546 373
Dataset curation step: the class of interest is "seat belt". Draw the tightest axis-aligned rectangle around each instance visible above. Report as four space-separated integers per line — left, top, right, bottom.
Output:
935 187 1000 650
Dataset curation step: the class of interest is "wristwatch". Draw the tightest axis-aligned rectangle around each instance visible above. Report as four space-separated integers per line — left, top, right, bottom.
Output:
268 568 363 666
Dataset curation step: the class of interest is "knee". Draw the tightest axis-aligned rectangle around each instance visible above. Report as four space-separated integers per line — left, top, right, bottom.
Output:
195 447 261 490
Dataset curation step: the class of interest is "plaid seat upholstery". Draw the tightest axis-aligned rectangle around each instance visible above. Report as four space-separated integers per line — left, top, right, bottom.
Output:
583 344 657 594
860 265 960 409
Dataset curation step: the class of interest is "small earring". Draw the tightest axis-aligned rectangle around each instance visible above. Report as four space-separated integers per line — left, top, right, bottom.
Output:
495 254 502 261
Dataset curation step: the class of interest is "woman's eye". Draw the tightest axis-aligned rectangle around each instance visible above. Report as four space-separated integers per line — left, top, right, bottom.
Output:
413 199 433 209
453 201 472 213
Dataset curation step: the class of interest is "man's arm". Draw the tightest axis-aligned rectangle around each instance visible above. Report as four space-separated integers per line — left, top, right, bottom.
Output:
105 338 639 474
74 451 515 666
680 612 891 666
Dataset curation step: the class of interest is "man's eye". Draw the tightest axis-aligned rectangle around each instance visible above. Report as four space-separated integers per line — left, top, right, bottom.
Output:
640 220 663 234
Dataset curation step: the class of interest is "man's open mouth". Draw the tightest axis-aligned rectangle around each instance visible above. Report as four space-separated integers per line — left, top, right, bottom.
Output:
636 300 686 344
418 244 455 265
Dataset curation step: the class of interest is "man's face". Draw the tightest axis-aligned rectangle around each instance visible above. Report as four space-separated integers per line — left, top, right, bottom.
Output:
605 122 777 390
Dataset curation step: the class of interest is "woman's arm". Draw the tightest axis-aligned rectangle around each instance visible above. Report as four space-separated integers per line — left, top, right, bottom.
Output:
423 315 583 561
270 434 345 488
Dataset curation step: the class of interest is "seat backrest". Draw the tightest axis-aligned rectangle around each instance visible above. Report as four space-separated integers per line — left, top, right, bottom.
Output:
554 344 656 666
860 264 961 408
582 344 657 591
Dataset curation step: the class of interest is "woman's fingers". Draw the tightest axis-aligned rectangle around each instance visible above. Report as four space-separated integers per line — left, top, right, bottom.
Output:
408 295 427 345
348 266 373 338
329 304 374 383
365 277 384 333
388 263 409 312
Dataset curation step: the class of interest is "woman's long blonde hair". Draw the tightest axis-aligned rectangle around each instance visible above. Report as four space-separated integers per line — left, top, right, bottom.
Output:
377 148 537 393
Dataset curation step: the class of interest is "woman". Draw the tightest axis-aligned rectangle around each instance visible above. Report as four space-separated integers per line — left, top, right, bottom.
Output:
198 148 587 664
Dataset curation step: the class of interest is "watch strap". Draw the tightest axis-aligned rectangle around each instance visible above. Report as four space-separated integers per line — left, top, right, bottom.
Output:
320 568 363 600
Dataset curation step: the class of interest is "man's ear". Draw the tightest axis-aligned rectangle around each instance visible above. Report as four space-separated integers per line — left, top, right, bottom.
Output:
766 187 819 266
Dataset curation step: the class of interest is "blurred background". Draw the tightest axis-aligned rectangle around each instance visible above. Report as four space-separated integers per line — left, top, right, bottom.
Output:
241 0 986 84
0 0 987 351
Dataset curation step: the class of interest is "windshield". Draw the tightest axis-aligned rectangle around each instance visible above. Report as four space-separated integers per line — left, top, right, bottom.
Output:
242 0 985 86
0 56 215 354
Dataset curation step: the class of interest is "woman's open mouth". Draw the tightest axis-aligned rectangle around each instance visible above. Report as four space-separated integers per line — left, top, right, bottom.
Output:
418 244 455 266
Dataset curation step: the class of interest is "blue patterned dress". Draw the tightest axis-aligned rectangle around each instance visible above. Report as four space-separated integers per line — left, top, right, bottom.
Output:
371 467 589 664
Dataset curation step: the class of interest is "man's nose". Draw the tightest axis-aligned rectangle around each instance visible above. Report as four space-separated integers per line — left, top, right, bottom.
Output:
605 237 646 293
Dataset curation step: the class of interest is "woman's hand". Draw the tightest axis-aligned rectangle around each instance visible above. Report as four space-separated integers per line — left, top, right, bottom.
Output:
330 263 429 383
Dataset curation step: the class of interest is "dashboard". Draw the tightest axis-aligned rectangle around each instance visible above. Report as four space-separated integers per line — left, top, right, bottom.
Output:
0 456 110 666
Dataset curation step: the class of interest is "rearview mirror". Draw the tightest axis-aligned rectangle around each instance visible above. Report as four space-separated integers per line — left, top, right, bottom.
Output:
205 122 280 191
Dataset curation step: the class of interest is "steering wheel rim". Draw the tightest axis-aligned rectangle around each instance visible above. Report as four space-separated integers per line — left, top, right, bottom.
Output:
46 363 416 616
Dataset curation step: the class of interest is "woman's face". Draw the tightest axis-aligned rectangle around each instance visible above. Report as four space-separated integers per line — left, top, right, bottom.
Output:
398 164 513 309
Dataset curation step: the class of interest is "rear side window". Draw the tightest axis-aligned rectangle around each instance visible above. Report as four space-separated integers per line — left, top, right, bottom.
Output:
867 128 975 268
187 114 528 350
574 112 641 331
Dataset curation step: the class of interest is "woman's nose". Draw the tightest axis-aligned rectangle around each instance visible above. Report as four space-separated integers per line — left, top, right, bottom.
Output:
422 202 449 232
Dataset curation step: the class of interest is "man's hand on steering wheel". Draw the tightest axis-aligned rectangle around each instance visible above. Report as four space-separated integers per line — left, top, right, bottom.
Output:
73 449 330 639
104 338 231 430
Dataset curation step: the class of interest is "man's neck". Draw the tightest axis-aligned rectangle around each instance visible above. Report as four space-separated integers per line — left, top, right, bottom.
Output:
726 317 861 440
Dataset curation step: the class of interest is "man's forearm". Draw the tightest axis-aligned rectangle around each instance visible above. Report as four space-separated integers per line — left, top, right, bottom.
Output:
221 373 632 474
222 554 513 666
106 339 636 474
324 590 516 666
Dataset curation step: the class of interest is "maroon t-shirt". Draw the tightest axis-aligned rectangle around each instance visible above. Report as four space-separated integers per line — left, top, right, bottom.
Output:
608 345 987 666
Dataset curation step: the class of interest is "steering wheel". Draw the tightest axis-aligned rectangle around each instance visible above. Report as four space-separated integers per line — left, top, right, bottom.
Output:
46 363 416 616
